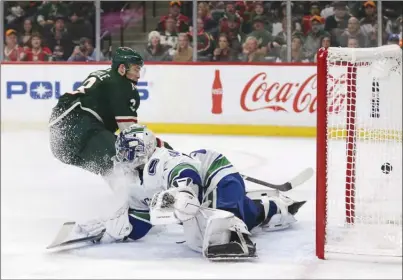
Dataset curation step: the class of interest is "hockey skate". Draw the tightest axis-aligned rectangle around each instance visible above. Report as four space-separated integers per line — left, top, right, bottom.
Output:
259 194 306 232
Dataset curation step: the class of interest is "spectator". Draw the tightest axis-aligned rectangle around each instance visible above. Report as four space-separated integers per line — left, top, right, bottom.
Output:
303 16 330 61
324 1 350 46
359 1 391 45
302 1 322 35
212 33 238 61
5 2 26 31
235 1 255 23
36 1 70 28
321 35 332 49
68 37 104 62
142 31 171 61
160 15 179 56
25 33 52 61
340 17 368 47
359 1 377 37
209 1 225 23
197 2 217 33
243 1 271 34
320 3 335 19
173 33 193 62
52 45 65 61
43 15 73 60
274 17 296 46
313 35 331 62
157 1 189 33
347 37 359 48
18 18 35 47
223 1 243 22
278 35 309 62
276 2 302 35
67 11 93 46
188 18 215 61
219 14 244 53
240 36 265 62
3 29 26 61
247 15 274 56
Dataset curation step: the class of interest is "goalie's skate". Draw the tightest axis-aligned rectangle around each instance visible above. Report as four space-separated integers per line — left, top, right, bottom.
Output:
205 231 257 261
260 195 306 232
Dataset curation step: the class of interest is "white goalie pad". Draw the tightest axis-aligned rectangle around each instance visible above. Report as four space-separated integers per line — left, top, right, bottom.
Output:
181 208 251 257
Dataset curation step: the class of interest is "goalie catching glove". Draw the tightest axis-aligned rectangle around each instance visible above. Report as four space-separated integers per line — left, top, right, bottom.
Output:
150 182 202 225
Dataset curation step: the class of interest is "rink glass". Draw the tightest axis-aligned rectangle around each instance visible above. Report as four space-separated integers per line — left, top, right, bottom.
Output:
2 1 400 62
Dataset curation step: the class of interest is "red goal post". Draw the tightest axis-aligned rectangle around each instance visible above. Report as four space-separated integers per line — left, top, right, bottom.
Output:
316 45 402 260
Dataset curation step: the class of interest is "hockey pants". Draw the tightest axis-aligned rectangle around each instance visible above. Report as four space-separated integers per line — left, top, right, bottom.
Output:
214 173 265 231
49 109 116 176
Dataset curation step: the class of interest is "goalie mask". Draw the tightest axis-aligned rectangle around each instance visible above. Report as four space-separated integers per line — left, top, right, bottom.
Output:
115 124 156 167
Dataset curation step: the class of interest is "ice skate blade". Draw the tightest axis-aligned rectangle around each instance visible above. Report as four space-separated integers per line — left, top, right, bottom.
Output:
207 255 258 262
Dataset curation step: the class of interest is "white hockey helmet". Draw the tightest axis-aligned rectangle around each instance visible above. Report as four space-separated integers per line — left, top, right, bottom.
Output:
115 124 157 167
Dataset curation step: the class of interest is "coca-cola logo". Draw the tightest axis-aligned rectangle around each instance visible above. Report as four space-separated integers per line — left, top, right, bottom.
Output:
240 72 347 114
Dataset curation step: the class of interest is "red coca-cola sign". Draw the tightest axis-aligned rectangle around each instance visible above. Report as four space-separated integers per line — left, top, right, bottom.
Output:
240 72 347 114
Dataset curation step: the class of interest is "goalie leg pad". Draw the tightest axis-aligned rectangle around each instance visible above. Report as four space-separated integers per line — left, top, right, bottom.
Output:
182 208 257 259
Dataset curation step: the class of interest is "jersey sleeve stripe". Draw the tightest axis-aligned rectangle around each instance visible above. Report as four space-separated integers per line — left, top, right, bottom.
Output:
115 116 138 123
156 137 163 148
167 163 202 186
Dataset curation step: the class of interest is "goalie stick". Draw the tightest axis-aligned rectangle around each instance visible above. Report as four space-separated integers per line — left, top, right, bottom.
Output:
241 167 313 192
47 222 106 249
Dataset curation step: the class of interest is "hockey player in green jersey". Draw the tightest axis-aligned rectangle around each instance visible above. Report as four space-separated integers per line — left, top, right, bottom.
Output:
49 47 171 179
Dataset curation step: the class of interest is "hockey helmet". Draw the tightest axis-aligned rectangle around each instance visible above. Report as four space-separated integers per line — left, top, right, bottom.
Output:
115 124 156 167
111 47 144 72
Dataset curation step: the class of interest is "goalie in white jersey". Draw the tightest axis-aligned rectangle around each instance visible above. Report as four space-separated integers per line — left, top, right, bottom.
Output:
73 124 306 260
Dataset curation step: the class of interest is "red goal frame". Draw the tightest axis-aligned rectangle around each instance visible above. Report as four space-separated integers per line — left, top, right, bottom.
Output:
316 48 358 260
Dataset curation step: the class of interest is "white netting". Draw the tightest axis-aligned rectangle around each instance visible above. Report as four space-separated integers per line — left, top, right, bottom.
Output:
325 45 402 257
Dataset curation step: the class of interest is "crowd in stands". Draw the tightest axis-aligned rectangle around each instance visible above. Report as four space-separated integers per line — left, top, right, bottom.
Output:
144 0 403 62
3 1 99 61
3 1 403 63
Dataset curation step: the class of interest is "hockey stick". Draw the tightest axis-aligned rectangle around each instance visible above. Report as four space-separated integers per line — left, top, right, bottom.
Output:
47 222 105 249
241 167 314 192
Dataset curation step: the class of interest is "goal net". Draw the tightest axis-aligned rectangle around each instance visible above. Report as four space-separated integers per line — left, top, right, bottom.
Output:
316 45 402 259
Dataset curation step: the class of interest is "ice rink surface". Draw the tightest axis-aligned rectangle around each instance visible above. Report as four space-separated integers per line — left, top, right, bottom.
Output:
2 131 402 279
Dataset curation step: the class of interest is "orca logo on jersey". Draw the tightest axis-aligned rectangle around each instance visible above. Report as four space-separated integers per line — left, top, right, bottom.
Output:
148 159 159 175
142 198 150 206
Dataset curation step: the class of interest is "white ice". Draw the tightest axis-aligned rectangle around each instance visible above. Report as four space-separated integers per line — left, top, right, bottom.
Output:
1 131 402 279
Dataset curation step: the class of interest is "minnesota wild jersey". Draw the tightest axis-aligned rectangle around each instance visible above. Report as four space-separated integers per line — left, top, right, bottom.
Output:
49 68 140 133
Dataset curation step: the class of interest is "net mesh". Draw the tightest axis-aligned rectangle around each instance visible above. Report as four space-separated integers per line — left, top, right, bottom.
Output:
325 45 402 257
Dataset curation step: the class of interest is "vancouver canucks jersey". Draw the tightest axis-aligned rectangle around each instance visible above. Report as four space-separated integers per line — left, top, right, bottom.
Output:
189 149 237 192
49 68 140 133
138 148 238 208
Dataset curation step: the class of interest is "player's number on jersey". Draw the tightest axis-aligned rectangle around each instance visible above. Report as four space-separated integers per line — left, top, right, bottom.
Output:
129 99 137 112
69 77 97 95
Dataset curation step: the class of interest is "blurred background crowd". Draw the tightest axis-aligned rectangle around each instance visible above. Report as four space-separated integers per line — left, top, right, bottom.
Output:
2 0 402 63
